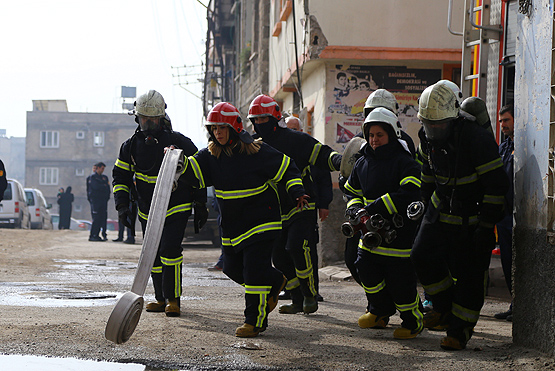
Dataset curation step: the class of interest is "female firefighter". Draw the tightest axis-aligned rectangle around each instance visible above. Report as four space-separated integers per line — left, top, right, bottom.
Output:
177 102 308 338
343 107 423 339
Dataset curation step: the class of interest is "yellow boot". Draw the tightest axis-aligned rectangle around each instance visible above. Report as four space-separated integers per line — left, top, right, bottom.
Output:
165 299 180 317
145 300 165 312
358 311 389 329
235 323 264 338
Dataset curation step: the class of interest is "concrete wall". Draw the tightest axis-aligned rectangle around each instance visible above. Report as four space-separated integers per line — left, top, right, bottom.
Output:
513 0 555 354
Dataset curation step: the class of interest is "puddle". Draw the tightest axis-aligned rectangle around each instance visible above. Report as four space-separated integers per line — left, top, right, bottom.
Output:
0 354 147 370
0 260 234 308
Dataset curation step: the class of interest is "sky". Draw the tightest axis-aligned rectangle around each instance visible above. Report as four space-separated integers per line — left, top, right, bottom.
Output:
0 0 209 148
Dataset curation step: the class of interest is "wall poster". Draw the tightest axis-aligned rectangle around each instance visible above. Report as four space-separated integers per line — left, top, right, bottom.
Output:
326 65 441 148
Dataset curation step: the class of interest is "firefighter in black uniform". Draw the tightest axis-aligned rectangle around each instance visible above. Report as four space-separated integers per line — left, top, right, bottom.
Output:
344 107 423 339
248 94 342 315
112 90 207 317
0 159 6 202
177 102 308 337
340 89 416 286
411 82 509 350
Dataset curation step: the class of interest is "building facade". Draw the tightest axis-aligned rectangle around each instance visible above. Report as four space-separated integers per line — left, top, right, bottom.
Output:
25 100 137 222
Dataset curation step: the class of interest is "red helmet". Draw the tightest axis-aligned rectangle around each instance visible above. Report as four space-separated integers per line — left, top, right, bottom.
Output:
247 94 282 120
206 102 253 144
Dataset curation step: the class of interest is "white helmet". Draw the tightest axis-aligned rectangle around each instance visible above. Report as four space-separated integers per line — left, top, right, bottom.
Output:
364 89 398 117
435 80 463 106
418 83 460 141
135 90 166 117
362 107 401 140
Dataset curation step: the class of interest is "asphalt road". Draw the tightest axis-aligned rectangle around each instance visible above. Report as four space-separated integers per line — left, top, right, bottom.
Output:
0 229 552 370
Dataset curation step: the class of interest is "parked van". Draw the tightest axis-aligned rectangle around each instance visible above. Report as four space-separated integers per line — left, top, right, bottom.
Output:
25 188 53 230
0 179 31 229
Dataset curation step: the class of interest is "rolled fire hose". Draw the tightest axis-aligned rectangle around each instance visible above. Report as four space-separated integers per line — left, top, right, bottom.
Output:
105 148 184 344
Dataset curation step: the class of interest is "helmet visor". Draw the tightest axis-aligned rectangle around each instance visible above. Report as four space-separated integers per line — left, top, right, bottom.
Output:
421 117 454 142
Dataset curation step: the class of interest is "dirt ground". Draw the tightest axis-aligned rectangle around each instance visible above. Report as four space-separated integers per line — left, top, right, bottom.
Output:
0 229 553 370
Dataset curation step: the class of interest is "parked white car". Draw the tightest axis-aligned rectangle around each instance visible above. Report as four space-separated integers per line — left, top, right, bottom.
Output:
24 188 53 230
0 179 31 229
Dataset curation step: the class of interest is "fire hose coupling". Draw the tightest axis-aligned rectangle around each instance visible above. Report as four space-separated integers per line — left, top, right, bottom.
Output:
407 201 425 221
341 210 401 249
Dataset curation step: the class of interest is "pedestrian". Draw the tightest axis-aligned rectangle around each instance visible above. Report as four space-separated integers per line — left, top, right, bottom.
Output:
411 82 509 350
0 159 6 202
284 116 333 302
248 94 342 315
57 186 74 230
494 103 515 322
343 107 423 339
87 162 111 241
178 102 307 337
113 90 208 317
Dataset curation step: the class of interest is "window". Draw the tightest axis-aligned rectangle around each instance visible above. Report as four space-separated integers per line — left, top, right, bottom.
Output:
76 168 85 176
76 131 85 139
93 131 104 147
40 131 59 148
39 168 59 185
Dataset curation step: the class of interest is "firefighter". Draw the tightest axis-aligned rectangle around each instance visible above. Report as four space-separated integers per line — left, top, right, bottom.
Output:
343 107 423 339
248 94 342 315
112 90 208 317
177 102 308 337
341 89 416 286
411 82 509 350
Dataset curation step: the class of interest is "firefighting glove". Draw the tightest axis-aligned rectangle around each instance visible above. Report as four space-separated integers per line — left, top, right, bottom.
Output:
473 223 496 271
338 174 347 193
345 206 361 221
193 202 209 234
116 204 133 230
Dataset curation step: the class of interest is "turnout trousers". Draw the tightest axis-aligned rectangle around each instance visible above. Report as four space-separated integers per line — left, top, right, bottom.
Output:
272 211 318 302
355 249 423 332
140 212 189 302
223 238 284 328
411 217 490 343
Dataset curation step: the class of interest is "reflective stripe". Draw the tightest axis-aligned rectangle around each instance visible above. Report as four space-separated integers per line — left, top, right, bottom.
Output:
151 265 162 274
296 239 317 296
418 145 428 161
400 176 421 188
245 285 271 328
431 191 441 209
347 198 364 208
395 293 424 332
381 193 398 214
285 277 300 291
272 155 290 183
135 172 157 184
439 213 479 225
483 194 504 205
344 181 363 197
221 221 282 247
452 302 481 323
286 178 303 191
328 151 341 170
358 240 411 258
422 275 453 296
281 202 316 222
215 183 268 199
476 157 503 175
309 143 322 165
115 158 133 172
188 156 205 188
161 256 183 266
434 173 478 186
113 184 129 193
138 203 193 220
362 279 386 294
364 198 376 204
421 173 435 184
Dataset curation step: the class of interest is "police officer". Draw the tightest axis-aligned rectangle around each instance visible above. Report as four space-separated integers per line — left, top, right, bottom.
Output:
112 90 208 317
411 82 509 350
88 162 110 241
177 102 307 337
248 94 342 315
344 107 423 339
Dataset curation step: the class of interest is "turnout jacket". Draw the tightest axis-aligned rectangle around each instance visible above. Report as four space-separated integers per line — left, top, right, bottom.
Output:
112 129 206 221
255 127 341 224
180 142 305 251
344 141 421 257
418 118 509 227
